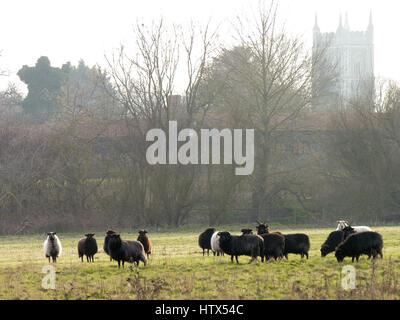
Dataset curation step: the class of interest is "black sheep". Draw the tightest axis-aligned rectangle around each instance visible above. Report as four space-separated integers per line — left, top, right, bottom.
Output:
335 231 383 263
321 230 344 257
218 231 263 264
104 229 116 261
283 233 310 259
108 234 147 268
320 227 356 257
137 230 152 259
259 233 285 261
198 227 216 256
78 233 98 262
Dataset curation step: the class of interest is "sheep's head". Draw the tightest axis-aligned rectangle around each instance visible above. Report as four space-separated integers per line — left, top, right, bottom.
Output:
47 232 56 241
336 220 350 230
241 228 253 235
106 230 116 236
320 244 330 257
138 230 148 237
85 233 95 239
217 231 232 243
255 222 269 235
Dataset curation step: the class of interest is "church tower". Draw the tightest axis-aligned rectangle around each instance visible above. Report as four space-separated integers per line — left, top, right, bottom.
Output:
312 13 374 112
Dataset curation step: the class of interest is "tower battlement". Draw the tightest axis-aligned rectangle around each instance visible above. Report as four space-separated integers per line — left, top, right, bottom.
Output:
312 13 374 111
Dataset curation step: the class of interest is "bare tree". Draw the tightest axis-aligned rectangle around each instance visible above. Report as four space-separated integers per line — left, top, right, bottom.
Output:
207 1 334 222
326 79 400 223
106 19 219 226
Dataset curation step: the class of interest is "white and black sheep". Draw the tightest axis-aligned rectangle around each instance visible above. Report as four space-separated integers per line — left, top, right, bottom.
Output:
78 233 98 262
336 220 372 233
210 231 224 256
44 232 62 263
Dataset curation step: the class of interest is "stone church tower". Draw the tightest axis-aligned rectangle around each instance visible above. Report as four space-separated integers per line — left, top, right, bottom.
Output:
312 13 374 111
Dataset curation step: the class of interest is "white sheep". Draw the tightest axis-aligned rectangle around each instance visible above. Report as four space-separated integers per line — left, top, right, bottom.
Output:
336 220 372 233
44 232 62 263
211 231 224 256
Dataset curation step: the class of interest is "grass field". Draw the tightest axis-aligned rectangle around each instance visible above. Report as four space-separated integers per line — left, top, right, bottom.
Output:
0 225 399 300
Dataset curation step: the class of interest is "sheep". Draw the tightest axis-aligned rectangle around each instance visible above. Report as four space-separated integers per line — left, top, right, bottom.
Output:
198 227 216 256
336 220 372 233
78 233 98 263
107 234 147 268
335 231 383 263
218 231 264 264
104 229 116 261
210 231 224 256
258 232 285 262
282 233 310 259
44 232 62 263
137 230 152 259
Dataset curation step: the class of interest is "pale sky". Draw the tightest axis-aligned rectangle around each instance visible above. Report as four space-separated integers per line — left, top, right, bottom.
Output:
1 0 399 93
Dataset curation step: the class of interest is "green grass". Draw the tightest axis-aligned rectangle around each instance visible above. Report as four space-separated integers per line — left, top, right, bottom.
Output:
0 226 399 299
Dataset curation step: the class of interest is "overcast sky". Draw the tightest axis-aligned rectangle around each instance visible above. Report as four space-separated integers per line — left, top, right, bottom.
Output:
1 0 399 93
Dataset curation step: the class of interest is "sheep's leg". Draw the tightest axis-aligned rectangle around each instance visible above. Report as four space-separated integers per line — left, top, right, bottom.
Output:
117 260 120 268
235 256 239 264
231 255 234 263
352 256 355 263
305 252 309 259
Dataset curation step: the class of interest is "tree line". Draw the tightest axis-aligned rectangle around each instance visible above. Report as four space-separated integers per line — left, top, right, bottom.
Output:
0 2 399 234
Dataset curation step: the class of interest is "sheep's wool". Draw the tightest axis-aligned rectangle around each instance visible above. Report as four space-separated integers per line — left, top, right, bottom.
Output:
44 234 62 257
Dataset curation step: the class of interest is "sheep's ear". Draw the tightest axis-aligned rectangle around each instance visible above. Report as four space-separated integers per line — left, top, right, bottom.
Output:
85 234 89 237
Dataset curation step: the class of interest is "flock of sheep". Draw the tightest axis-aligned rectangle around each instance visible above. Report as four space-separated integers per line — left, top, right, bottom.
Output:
198 220 384 264
43 230 152 268
42 220 384 267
